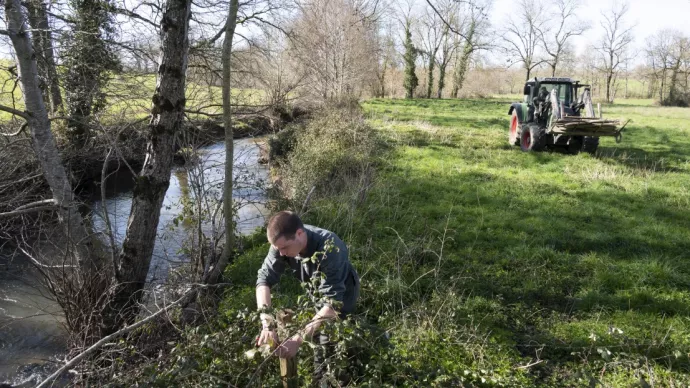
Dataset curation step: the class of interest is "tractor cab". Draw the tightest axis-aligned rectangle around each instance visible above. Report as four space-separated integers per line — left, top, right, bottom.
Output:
523 77 577 118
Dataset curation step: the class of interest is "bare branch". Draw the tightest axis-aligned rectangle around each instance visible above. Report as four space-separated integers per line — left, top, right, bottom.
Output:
0 104 29 120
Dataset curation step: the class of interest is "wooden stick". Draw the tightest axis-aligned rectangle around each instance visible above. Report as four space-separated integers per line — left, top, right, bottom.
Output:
277 309 298 388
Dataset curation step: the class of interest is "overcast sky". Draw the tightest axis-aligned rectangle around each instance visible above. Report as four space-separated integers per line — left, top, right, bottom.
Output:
490 0 690 62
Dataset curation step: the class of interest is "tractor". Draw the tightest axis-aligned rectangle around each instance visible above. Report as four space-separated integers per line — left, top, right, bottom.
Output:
508 77 624 154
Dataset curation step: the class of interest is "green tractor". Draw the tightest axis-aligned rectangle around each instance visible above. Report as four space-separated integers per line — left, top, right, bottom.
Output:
508 77 624 154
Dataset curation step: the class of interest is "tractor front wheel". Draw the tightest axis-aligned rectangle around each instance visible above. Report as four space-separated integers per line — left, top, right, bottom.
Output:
509 110 520 146
520 125 545 152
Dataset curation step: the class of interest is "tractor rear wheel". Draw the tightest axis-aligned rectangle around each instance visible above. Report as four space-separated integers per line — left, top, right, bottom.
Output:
582 136 599 155
520 124 545 152
509 110 520 146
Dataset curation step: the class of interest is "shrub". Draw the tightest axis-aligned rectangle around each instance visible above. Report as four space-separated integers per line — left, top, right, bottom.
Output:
274 104 380 206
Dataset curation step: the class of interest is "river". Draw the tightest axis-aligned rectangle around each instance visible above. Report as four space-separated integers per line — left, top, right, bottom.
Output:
0 138 269 386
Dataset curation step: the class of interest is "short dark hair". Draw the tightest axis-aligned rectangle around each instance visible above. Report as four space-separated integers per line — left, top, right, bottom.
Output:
267 211 304 243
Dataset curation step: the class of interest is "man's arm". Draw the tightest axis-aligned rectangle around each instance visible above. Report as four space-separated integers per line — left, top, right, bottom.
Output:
255 247 285 348
256 284 272 310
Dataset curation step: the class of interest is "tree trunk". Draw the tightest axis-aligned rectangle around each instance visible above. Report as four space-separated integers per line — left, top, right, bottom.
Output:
669 58 682 103
109 0 192 331
451 21 475 98
426 53 436 99
437 62 446 99
25 0 62 114
206 0 239 286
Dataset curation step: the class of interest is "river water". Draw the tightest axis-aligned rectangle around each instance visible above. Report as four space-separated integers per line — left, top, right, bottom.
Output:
0 138 269 385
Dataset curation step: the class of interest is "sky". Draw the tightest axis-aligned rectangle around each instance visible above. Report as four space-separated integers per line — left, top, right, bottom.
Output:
489 0 690 64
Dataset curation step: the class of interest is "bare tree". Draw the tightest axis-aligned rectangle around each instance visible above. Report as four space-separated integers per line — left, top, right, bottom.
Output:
595 2 634 103
540 0 587 77
417 5 444 98
2 0 112 345
108 0 193 330
501 0 548 81
213 0 240 288
646 30 690 106
450 0 491 97
290 0 380 102
436 22 454 98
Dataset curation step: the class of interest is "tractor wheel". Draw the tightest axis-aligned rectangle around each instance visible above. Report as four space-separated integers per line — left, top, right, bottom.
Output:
520 124 545 152
509 110 520 146
582 136 599 155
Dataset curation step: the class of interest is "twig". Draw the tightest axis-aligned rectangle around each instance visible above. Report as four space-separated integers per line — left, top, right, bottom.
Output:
517 359 544 369
0 104 29 120
0 122 28 136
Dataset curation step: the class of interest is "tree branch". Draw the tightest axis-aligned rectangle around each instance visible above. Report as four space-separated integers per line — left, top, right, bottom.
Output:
0 104 29 120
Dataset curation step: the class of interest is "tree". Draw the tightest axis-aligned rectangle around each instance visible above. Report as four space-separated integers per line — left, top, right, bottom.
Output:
502 0 548 81
107 0 193 331
25 0 63 114
213 0 240 288
402 17 418 98
436 22 454 98
646 30 690 106
3 0 111 345
540 0 587 77
290 0 380 102
63 0 120 148
374 21 398 97
595 2 634 103
417 7 444 98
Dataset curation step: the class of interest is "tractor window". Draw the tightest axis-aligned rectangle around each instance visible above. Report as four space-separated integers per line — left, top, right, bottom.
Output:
539 83 572 104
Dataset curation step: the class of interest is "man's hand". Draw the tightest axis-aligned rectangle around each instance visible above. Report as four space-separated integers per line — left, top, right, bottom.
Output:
277 335 303 358
256 328 279 348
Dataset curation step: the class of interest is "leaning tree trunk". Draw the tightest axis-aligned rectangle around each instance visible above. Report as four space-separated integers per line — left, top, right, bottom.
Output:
5 0 98 277
5 0 110 343
108 0 192 332
25 0 63 114
205 0 239 286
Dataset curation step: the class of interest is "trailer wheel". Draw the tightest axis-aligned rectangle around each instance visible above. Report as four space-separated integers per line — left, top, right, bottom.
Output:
520 124 545 152
582 136 599 155
509 110 520 146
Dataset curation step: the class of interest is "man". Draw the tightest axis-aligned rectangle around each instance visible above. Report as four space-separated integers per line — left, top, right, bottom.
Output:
255 210 360 362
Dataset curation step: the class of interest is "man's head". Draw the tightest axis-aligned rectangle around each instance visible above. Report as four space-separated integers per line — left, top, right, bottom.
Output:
267 211 307 257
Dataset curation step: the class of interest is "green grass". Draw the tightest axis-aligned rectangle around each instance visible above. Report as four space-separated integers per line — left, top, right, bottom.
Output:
0 69 265 123
349 97 690 385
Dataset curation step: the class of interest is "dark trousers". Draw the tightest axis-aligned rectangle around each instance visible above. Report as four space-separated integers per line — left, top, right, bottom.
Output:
313 272 359 386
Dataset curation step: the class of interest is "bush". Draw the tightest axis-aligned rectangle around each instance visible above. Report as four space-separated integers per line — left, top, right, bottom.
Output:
273 104 380 206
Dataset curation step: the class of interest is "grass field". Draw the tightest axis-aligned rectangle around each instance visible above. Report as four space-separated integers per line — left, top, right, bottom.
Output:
0 70 264 123
294 97 689 385
347 97 690 385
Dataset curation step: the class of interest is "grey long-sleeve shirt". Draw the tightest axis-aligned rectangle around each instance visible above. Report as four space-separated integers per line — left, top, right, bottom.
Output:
256 225 360 314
